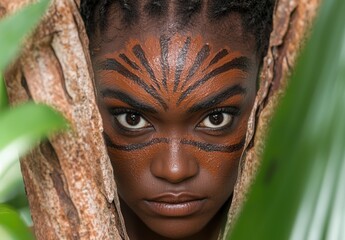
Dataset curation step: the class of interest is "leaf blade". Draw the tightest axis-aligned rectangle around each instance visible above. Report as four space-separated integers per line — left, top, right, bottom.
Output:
0 0 50 71
229 0 345 239
0 204 35 240
0 73 8 112
0 103 68 162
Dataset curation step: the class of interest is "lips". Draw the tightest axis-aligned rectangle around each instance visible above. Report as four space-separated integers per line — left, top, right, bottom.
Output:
145 193 206 217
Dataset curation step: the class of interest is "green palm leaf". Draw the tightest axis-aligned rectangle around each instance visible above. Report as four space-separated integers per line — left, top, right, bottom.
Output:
229 0 345 239
0 204 35 240
0 102 67 163
0 73 8 111
0 0 50 71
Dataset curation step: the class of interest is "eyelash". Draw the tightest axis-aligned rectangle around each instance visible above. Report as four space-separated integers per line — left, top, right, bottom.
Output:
207 107 240 117
109 108 140 115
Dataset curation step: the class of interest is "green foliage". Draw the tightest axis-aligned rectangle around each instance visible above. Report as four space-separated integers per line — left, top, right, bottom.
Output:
0 1 68 239
0 74 8 111
0 205 35 240
0 103 67 229
229 0 345 239
0 0 50 71
0 103 67 159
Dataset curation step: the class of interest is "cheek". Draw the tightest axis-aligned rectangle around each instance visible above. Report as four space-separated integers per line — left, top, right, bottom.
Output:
202 153 240 177
197 151 241 194
107 149 154 195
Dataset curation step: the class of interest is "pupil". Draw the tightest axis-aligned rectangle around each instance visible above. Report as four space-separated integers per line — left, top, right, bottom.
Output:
126 113 140 126
210 113 224 125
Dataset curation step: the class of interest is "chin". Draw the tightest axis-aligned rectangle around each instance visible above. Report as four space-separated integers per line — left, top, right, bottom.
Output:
144 217 210 239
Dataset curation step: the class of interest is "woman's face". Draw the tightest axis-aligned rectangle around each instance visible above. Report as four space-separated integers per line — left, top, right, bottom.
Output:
92 16 259 239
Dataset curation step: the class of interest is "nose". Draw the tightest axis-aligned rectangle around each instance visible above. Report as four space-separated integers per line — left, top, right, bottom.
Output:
150 139 199 184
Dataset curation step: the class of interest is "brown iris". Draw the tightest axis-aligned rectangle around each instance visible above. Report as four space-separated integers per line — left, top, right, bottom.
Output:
209 113 224 126
126 113 141 126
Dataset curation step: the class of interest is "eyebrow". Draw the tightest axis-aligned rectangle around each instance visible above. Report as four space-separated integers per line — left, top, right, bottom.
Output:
187 84 246 113
178 56 252 104
101 89 158 113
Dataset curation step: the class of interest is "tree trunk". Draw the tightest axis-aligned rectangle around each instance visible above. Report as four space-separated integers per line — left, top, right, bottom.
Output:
2 0 128 239
1 0 320 239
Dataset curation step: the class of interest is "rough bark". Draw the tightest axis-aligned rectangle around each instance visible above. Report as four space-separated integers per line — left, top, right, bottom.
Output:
1 0 127 239
1 0 320 239
224 0 321 236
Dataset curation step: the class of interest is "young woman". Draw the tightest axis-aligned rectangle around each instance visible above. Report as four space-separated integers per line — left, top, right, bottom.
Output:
80 1 275 239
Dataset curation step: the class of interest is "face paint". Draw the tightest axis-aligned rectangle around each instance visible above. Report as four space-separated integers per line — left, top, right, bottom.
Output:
93 31 258 240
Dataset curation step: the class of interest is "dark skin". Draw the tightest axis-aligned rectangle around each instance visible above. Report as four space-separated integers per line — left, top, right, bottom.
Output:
91 11 259 240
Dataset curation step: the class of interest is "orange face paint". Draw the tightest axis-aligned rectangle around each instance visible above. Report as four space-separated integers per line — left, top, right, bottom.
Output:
97 34 254 111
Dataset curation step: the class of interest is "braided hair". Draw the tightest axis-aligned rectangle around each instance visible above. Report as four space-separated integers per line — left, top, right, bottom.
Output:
80 0 275 60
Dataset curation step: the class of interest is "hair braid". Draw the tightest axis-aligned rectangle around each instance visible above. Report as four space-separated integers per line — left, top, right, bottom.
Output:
144 0 168 17
80 0 275 59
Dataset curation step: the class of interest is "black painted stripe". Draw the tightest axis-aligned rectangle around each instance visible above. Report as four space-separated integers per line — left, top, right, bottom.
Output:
119 53 142 71
181 138 245 153
104 131 244 153
133 44 161 90
174 37 191 92
100 59 168 110
205 49 229 70
177 56 251 105
160 35 170 90
182 44 210 89
105 134 169 151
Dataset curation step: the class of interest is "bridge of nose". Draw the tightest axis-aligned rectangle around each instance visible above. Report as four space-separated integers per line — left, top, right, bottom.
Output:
150 138 199 183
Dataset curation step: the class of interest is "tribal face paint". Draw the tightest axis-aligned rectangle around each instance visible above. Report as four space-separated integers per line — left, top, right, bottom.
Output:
93 31 258 240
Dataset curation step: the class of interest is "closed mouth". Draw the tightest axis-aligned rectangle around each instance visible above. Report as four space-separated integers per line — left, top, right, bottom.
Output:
145 193 206 217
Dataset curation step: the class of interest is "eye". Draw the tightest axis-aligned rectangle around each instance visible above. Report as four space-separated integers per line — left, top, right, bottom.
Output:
115 112 151 130
199 113 233 129
197 107 240 130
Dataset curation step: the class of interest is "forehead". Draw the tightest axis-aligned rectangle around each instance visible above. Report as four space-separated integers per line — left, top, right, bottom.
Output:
94 33 258 112
96 34 255 110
